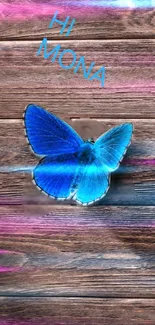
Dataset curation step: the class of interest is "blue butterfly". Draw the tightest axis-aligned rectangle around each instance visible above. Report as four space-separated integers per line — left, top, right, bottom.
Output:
24 104 133 206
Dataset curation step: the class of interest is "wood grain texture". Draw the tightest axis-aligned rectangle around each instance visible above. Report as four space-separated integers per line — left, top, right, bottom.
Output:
0 2 155 40
0 297 155 325
0 205 155 297
0 40 155 118
0 3 155 314
1 118 155 205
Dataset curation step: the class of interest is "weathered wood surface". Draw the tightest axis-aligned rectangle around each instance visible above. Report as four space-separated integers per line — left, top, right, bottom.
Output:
2 118 155 163
0 2 155 320
1 118 155 205
0 297 155 325
0 2 155 40
0 205 155 297
0 40 155 118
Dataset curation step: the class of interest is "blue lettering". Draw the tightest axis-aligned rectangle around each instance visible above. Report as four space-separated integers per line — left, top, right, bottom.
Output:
59 49 76 70
74 56 95 79
36 38 61 62
89 67 105 87
48 11 75 36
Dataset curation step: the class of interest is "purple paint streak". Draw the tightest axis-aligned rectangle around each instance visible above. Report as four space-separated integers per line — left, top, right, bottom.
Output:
0 249 23 254
124 158 155 166
0 1 154 21
0 211 155 235
0 3 64 21
0 266 21 272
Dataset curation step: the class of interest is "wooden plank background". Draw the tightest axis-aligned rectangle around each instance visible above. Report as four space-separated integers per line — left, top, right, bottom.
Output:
0 40 155 118
1 298 155 325
0 1 155 324
0 1 155 40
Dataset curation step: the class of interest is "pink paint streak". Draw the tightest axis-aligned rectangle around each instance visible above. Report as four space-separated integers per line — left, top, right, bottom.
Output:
0 249 24 255
0 2 135 21
0 3 65 21
0 266 21 272
0 212 154 235
125 158 155 166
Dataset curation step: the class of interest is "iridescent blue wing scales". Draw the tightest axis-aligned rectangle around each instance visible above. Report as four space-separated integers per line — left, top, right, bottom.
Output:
33 153 79 200
24 104 83 156
73 159 110 205
34 154 110 205
95 123 133 172
24 104 133 206
73 123 133 205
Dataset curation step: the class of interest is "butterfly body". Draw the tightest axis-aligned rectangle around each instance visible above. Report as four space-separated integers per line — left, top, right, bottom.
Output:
24 104 133 206
76 141 96 164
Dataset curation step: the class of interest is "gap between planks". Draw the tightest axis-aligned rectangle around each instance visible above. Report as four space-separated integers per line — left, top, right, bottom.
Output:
0 295 155 299
1 35 155 42
1 39 155 44
2 117 155 120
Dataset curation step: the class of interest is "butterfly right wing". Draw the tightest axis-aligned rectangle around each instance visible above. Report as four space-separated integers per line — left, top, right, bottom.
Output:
73 158 110 205
24 104 83 156
95 123 133 172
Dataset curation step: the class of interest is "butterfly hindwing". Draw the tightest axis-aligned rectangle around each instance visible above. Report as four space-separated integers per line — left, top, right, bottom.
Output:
24 104 83 156
33 153 79 200
73 158 110 205
34 154 110 205
95 123 133 172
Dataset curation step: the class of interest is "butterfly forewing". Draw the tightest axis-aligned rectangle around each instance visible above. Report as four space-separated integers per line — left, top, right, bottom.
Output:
95 123 133 172
24 104 83 156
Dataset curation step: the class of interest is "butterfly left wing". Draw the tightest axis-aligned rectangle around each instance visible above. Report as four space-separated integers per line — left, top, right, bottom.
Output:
33 153 79 200
94 123 133 172
24 104 84 156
